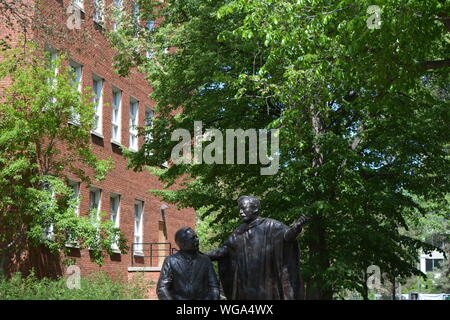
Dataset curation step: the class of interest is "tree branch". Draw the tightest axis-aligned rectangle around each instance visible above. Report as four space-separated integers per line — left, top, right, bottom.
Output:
419 59 450 71
436 14 450 33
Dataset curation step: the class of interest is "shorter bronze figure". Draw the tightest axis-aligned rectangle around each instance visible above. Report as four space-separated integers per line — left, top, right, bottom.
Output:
157 227 220 300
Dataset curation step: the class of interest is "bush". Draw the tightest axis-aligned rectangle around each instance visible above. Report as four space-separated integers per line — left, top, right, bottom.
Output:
0 271 148 300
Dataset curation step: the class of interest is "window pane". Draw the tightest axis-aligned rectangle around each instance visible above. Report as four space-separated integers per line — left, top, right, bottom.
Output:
110 197 116 213
134 203 139 220
134 201 143 252
133 2 139 20
89 191 95 208
112 90 121 141
110 196 120 225
129 101 138 149
425 259 433 272
93 0 104 24
70 65 82 87
69 182 80 215
433 259 443 270
89 189 101 222
112 125 118 139
145 109 153 126
147 20 154 31
92 78 103 133
145 108 153 142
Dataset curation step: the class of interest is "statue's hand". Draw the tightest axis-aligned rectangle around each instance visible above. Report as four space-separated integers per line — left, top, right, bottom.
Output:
295 214 311 227
204 247 228 261
285 214 311 241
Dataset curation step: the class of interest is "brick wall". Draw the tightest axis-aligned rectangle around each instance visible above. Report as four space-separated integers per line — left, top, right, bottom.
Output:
1 0 196 288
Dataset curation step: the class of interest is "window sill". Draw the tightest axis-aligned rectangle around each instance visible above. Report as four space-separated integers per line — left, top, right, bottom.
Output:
91 131 104 139
42 235 55 242
93 20 105 28
65 243 80 249
161 161 169 168
133 251 144 257
128 267 161 272
73 5 84 13
111 140 124 147
68 121 81 127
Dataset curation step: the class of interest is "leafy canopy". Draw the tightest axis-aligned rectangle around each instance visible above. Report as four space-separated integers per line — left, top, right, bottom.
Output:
111 0 449 298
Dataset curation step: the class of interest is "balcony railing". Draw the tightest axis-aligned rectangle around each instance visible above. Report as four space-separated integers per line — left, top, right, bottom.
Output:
131 242 178 267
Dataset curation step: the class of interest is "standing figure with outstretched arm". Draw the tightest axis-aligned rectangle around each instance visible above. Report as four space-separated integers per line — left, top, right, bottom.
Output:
205 195 310 300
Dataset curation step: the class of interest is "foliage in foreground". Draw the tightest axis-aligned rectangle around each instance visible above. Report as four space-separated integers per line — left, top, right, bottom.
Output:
0 271 148 300
0 42 125 270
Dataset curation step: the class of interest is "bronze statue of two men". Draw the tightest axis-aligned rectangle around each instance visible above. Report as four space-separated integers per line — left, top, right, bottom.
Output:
157 195 309 300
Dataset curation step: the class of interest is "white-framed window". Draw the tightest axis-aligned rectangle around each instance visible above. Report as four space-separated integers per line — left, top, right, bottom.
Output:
68 180 80 216
146 20 155 31
66 180 80 246
425 259 444 272
70 61 82 93
72 0 84 11
41 179 55 241
44 223 54 241
93 0 105 25
132 1 140 24
112 0 123 31
69 60 82 124
92 75 103 135
146 20 154 59
45 46 58 108
89 187 102 223
48 50 58 75
89 187 102 248
144 107 153 156
129 99 139 151
134 200 144 255
144 107 153 143
111 88 122 144
110 194 121 251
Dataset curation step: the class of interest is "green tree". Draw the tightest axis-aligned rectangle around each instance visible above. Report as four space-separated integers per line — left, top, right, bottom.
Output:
111 0 449 299
0 43 126 275
434 244 450 293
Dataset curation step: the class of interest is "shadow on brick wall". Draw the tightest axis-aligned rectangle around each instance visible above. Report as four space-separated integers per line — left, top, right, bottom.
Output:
5 244 64 279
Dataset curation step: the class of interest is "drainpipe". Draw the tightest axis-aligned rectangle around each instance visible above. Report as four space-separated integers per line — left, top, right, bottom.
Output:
160 204 168 237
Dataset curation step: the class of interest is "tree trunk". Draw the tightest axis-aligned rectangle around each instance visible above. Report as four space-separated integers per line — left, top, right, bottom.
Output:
362 271 369 300
0 252 6 278
304 104 333 300
305 219 333 300
392 276 396 300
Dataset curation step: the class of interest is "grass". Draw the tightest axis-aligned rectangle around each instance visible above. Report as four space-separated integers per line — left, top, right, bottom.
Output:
0 270 149 300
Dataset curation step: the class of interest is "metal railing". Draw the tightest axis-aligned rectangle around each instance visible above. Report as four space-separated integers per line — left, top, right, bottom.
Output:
131 242 178 267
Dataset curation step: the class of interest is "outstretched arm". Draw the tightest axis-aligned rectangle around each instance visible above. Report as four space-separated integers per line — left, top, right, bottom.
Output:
284 214 311 242
205 242 230 261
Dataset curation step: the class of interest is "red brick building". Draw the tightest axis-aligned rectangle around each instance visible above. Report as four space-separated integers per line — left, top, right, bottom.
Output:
0 0 196 298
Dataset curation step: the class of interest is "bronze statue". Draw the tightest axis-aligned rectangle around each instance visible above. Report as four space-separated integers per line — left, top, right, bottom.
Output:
157 227 220 300
205 196 309 300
